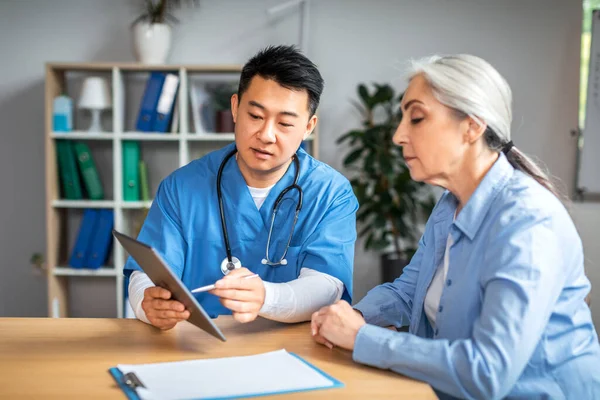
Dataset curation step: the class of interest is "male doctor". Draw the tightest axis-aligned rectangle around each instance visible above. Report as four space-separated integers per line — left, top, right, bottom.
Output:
125 45 358 330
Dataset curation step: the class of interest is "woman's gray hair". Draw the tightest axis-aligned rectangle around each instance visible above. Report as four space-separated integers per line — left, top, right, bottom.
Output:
407 54 563 200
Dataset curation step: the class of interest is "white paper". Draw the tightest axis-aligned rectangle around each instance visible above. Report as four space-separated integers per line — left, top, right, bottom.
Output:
117 349 336 400
156 74 179 114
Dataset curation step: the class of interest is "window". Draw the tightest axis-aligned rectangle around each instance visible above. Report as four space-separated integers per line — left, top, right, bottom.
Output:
580 0 600 128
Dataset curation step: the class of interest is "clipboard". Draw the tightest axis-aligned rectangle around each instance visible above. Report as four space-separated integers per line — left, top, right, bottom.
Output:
113 229 226 342
108 349 343 400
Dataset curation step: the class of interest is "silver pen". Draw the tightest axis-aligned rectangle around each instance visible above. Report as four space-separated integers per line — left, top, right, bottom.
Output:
190 273 259 293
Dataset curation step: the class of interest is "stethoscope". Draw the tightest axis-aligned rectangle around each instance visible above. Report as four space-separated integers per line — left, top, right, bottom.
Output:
217 148 303 275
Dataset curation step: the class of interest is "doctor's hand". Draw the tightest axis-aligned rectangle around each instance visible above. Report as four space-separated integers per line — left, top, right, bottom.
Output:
311 300 366 351
142 287 190 330
209 267 265 324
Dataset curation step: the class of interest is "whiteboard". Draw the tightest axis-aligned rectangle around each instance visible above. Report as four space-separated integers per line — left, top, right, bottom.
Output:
580 10 600 194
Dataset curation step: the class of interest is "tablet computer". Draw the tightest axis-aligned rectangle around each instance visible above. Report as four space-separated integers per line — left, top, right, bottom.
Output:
113 229 226 342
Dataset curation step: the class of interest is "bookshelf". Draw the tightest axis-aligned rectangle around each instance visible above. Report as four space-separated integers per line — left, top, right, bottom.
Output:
45 62 319 318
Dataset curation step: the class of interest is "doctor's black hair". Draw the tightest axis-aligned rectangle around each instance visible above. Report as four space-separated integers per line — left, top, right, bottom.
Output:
237 45 324 117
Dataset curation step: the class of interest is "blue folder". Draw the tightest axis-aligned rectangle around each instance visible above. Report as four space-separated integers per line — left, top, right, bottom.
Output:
68 209 99 268
85 209 114 269
152 72 179 133
136 72 166 132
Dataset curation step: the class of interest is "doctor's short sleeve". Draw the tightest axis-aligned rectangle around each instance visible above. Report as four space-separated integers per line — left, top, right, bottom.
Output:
123 177 187 279
298 180 359 302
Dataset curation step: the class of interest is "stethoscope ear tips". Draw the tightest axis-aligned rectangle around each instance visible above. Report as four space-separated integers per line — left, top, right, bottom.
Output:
261 259 267 265
280 259 288 265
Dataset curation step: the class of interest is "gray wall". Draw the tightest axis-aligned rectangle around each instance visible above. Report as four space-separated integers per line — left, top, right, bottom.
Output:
0 0 591 321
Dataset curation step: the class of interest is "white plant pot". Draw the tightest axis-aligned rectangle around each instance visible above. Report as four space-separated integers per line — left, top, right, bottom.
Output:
132 22 172 64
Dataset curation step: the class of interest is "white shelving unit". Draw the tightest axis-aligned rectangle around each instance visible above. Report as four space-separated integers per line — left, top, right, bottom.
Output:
45 62 319 318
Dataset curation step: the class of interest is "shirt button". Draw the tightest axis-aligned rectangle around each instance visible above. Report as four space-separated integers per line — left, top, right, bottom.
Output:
446 279 452 286
438 305 443 312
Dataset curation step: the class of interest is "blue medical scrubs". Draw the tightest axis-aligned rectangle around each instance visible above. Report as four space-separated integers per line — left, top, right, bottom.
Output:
124 143 359 317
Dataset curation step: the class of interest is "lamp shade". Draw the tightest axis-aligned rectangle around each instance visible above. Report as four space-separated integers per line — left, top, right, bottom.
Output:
78 77 112 110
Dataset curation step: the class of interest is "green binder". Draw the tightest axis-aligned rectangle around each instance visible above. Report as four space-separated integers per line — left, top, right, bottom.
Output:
73 142 104 200
56 140 83 200
139 160 150 202
123 141 140 201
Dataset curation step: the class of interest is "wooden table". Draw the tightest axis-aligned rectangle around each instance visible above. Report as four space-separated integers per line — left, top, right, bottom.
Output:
0 317 436 399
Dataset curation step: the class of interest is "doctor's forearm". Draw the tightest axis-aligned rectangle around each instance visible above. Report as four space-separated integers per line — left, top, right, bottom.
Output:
258 268 344 323
128 271 153 324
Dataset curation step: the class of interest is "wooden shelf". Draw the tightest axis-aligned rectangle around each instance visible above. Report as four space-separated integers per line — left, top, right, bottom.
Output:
121 201 153 209
47 62 242 73
53 267 119 277
51 200 155 209
121 132 180 141
51 132 114 140
52 200 115 208
51 132 315 142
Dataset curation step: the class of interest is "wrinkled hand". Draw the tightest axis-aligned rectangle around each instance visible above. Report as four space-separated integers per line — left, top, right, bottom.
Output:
311 300 366 351
209 267 265 323
142 287 190 330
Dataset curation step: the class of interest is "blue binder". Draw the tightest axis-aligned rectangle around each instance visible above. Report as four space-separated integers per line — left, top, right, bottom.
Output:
85 209 114 269
152 72 179 133
68 209 99 268
135 72 166 132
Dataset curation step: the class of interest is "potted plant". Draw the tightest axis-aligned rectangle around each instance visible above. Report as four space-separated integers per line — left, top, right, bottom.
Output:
337 83 436 282
210 82 238 133
131 0 199 64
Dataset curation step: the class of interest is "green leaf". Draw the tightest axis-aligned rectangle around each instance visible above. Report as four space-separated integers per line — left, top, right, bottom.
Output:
372 84 395 105
336 130 362 145
358 84 370 108
342 148 364 167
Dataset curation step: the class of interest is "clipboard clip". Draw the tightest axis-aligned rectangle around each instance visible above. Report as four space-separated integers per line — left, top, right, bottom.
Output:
121 372 146 390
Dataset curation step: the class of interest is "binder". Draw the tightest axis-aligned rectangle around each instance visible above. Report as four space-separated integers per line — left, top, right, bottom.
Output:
68 208 99 268
85 209 114 269
152 72 179 133
135 72 166 132
109 349 343 400
139 160 150 202
73 141 104 200
123 141 140 201
56 140 83 200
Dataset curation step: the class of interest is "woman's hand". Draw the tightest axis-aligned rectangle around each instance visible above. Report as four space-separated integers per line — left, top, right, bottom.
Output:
311 300 366 351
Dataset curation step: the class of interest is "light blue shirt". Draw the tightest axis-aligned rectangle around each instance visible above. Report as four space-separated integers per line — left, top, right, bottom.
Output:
124 143 358 317
353 153 600 399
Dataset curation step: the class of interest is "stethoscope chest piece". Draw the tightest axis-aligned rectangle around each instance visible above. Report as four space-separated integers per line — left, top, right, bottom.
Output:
220 256 242 275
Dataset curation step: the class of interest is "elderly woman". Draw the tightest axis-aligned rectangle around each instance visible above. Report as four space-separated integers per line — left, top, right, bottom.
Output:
311 55 600 399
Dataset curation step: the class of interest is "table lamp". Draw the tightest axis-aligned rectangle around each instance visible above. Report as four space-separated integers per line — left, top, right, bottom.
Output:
78 77 112 132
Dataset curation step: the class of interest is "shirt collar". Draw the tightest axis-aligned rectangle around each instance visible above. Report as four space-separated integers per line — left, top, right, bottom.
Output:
453 153 514 240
